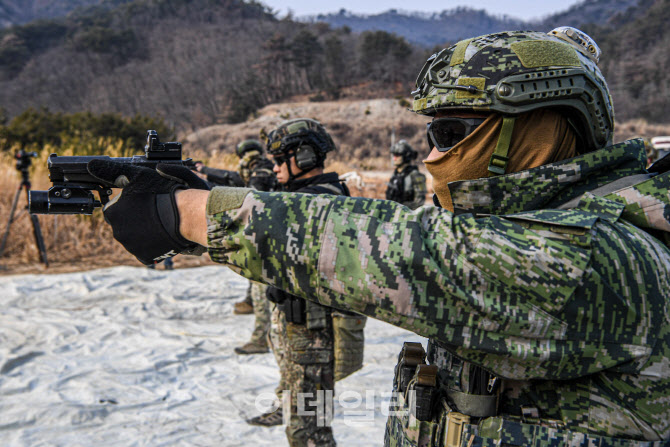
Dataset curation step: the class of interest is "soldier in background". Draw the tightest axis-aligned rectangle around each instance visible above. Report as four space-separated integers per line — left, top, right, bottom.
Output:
231 140 277 354
385 140 427 209
228 140 276 318
194 139 275 192
195 140 276 353
244 119 365 447
236 139 277 192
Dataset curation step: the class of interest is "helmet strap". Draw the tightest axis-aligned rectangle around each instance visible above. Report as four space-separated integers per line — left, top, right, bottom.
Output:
487 116 516 176
286 154 314 182
565 116 588 153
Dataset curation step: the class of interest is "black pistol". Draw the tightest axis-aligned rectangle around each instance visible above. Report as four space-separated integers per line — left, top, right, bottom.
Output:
29 130 194 215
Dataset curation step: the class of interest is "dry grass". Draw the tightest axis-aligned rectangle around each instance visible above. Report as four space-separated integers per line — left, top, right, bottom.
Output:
0 149 140 274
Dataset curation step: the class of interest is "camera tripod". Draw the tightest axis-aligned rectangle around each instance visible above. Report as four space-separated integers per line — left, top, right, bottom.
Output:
0 152 49 267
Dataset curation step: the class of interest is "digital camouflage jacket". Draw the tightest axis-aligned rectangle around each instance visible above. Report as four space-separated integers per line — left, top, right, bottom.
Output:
206 139 670 442
268 171 350 322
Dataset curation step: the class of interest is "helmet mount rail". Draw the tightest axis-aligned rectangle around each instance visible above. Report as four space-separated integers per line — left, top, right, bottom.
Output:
412 84 485 96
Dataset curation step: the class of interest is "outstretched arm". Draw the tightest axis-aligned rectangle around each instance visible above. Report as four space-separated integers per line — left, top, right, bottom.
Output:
133 183 647 381
176 189 209 247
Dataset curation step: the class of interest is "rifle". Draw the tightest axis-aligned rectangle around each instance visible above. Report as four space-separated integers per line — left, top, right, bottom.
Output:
198 165 245 187
29 130 195 215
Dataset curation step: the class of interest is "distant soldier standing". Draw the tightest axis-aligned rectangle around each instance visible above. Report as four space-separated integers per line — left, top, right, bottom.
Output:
232 140 277 354
231 139 276 313
195 140 276 352
236 139 277 192
385 140 427 209
245 119 366 447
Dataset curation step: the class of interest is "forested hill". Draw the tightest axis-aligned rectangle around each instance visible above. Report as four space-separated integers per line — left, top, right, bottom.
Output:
0 0 667 135
585 0 670 121
538 0 645 29
0 0 427 132
0 0 130 28
309 8 523 47
310 0 642 47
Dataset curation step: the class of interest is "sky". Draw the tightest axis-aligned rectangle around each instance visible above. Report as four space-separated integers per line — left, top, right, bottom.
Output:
259 0 583 21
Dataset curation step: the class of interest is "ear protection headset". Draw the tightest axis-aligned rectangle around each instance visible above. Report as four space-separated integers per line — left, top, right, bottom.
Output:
295 145 319 171
266 118 336 181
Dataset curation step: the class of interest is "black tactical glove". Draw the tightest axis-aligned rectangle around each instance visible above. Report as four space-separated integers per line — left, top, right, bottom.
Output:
87 160 210 265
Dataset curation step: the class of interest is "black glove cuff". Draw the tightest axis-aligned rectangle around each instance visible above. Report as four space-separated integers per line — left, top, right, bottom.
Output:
156 186 204 255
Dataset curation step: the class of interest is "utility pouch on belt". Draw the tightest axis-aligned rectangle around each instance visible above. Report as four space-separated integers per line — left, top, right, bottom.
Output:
332 311 366 381
407 364 438 422
282 296 306 325
305 300 327 330
394 342 426 394
385 177 401 201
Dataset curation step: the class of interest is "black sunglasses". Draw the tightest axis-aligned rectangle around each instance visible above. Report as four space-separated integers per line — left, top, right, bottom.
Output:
272 152 293 167
426 117 486 152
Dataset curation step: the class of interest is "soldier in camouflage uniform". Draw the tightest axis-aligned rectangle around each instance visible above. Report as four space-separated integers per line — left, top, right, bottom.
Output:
88 27 670 447
236 139 277 192
385 140 427 209
195 142 274 352
245 118 362 446
231 140 277 354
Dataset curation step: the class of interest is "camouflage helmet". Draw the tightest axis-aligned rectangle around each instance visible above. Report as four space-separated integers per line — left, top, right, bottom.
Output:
266 118 335 167
412 28 614 153
236 139 264 158
390 140 418 164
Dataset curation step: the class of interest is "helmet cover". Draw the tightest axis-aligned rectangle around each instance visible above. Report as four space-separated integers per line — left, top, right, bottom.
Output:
236 139 264 158
266 118 336 160
412 28 614 152
390 139 418 164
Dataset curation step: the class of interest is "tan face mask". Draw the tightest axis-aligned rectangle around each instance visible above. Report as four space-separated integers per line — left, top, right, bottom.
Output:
423 110 577 211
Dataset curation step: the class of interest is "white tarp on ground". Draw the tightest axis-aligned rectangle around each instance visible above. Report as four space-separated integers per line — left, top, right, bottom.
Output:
0 265 425 446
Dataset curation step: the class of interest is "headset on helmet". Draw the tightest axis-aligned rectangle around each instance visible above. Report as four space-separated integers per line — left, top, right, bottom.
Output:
266 118 336 175
236 139 264 158
390 140 418 164
412 28 614 164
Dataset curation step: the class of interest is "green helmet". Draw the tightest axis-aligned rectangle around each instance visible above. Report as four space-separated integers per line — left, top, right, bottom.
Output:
412 27 614 153
390 140 418 164
266 118 335 171
236 139 264 158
